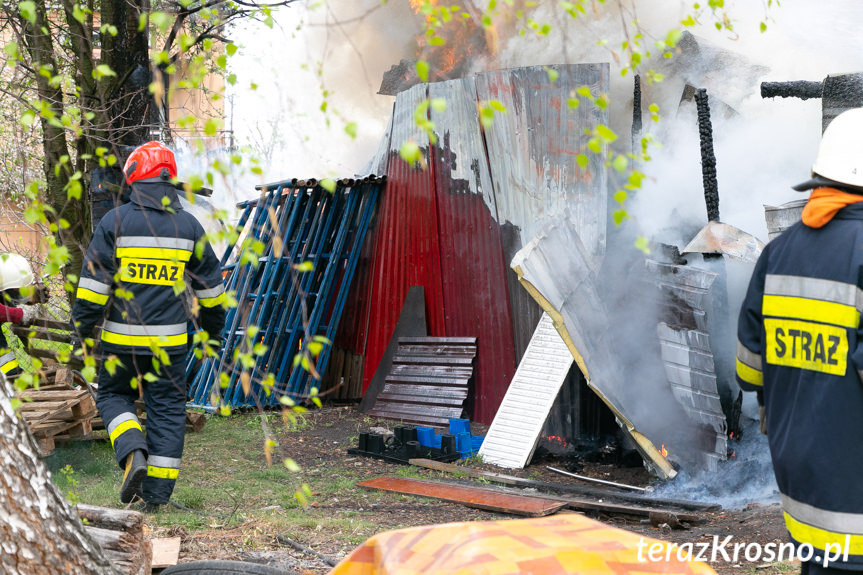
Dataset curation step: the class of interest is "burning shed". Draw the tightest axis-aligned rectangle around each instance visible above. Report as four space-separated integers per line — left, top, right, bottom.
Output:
325 63 610 426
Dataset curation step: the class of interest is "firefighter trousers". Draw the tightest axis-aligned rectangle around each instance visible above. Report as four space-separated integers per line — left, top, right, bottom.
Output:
97 352 187 505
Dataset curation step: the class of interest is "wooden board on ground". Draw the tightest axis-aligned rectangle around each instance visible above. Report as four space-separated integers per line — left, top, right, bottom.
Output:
357 476 566 517
408 458 720 512
151 537 181 569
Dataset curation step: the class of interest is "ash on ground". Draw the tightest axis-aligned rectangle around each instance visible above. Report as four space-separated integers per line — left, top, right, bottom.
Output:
650 417 779 510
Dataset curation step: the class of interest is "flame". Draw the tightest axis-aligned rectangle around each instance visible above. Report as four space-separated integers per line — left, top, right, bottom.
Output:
543 435 568 447
660 444 668 458
407 0 492 80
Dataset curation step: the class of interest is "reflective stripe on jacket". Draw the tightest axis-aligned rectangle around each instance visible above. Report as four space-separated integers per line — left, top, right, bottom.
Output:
736 199 863 563
71 179 226 356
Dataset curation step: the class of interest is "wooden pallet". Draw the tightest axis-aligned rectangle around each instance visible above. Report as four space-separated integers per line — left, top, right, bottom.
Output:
17 386 98 455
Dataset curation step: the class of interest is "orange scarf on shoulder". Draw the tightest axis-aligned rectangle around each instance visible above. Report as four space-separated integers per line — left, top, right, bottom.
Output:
801 187 863 228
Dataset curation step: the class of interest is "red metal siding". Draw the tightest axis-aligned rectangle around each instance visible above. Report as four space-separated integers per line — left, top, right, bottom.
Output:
432 170 517 424
429 77 517 425
359 83 446 394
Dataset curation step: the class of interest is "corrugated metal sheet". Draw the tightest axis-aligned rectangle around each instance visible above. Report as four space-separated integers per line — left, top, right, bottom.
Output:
647 260 728 471
478 313 573 468
476 65 609 262
430 77 517 424
361 83 447 396
367 336 476 427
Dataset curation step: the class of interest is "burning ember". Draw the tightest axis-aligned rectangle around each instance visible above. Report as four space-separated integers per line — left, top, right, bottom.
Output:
660 444 669 458
543 435 569 447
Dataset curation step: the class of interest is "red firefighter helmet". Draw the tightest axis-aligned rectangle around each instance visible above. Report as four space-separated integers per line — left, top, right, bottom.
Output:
123 141 177 184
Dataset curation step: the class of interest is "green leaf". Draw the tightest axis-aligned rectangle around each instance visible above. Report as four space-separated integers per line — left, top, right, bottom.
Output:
226 43 238 56
93 64 116 79
612 155 628 173
681 15 696 26
284 458 301 472
430 98 447 112
567 98 579 109
760 21 767 32
665 28 682 47
307 342 323 357
226 74 237 86
4 42 18 60
613 190 628 204
576 154 589 169
399 140 421 165
613 210 628 225
634 236 650 254
344 121 358 139
20 110 35 128
545 67 558 82
320 178 336 193
416 60 430 82
72 3 86 23
18 1 36 25
204 119 220 136
489 100 506 112
596 124 618 143
294 260 314 272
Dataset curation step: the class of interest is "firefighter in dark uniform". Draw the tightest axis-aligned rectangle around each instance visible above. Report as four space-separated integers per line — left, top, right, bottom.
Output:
737 108 863 574
0 253 41 375
71 141 226 511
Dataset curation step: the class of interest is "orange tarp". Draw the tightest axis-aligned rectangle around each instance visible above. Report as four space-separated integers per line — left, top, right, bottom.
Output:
329 513 717 575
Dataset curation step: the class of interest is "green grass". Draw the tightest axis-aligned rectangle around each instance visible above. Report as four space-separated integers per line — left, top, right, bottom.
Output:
46 411 385 544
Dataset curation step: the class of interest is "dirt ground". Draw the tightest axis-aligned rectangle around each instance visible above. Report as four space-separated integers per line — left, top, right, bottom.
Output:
155 405 790 575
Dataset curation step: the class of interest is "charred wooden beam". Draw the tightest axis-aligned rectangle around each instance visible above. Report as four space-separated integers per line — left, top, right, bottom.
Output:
632 74 643 158
695 88 720 223
760 81 823 100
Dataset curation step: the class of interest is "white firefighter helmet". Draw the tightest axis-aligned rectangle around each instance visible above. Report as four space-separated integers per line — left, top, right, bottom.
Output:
811 107 863 188
0 253 34 292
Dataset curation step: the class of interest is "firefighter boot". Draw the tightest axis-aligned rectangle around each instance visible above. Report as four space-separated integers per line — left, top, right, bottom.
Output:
120 449 148 503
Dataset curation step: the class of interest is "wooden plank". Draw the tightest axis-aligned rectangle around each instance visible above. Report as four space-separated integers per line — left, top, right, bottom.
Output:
364 410 456 428
380 384 469 398
376 393 468 408
398 336 477 345
369 402 464 418
357 476 565 517
385 375 471 387
391 356 476 366
151 537 181 569
18 399 77 412
20 389 89 401
408 459 720 512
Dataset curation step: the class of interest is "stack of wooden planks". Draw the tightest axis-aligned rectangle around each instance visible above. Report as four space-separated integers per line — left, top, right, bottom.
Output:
368 337 477 427
17 380 97 455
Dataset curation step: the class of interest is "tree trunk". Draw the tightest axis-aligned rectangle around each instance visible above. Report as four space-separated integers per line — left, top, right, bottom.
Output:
22 0 89 280
0 374 119 574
